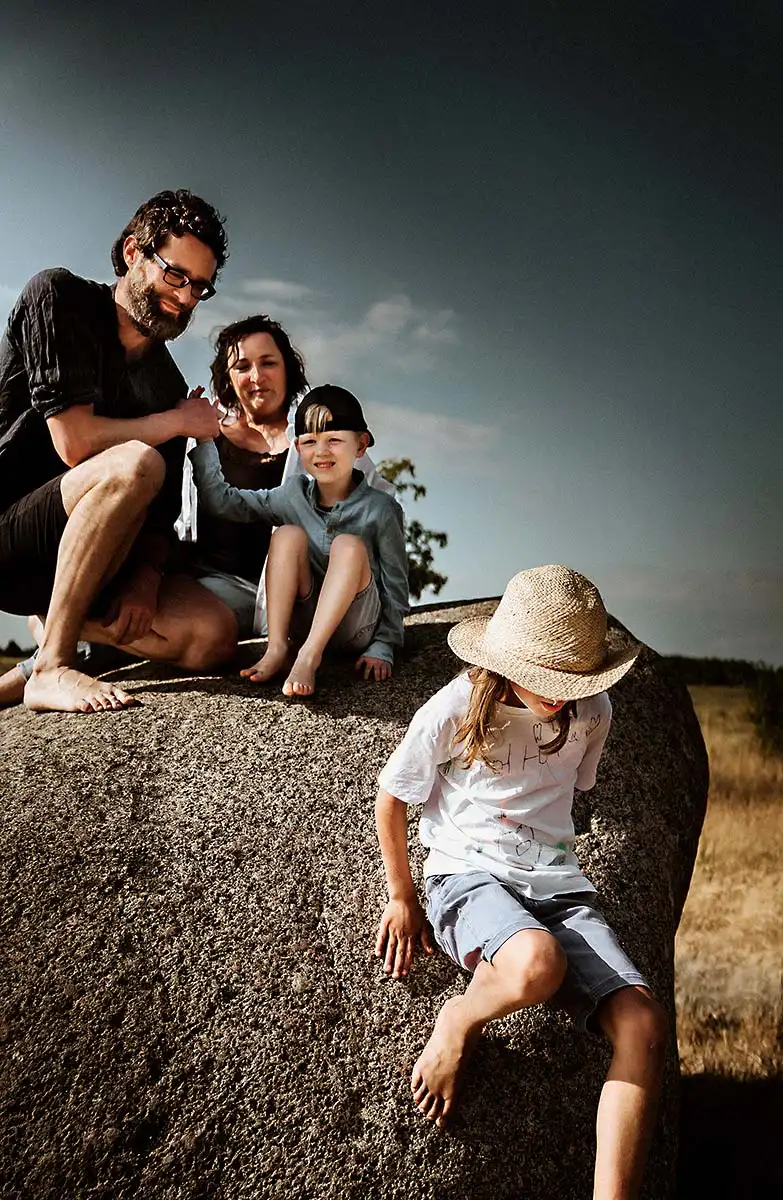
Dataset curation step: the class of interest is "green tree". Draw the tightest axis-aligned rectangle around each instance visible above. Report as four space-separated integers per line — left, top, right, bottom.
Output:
376 458 448 601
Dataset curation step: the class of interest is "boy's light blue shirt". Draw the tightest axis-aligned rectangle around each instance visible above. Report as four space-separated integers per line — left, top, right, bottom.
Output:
189 440 409 664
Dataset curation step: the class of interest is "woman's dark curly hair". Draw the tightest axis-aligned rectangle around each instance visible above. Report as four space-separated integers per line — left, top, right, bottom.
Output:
210 315 309 417
111 189 228 277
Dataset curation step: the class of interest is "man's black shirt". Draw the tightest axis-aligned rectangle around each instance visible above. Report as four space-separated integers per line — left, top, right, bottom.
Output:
0 268 187 534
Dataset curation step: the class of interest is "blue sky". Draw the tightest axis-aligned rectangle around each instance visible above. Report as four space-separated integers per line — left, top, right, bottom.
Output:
1 2 781 663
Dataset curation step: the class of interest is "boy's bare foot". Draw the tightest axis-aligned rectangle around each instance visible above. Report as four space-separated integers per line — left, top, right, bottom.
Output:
411 997 481 1128
240 641 290 683
0 664 27 708
24 666 137 713
282 648 322 697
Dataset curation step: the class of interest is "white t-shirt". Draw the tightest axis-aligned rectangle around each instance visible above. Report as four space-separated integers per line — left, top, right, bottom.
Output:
378 673 612 900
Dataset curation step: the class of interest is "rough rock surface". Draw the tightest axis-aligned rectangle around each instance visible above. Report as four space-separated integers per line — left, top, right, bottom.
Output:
0 604 708 1200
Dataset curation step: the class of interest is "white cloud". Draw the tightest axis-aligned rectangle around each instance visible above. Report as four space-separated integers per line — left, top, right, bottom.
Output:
239 278 314 303
362 402 503 490
186 278 458 378
295 294 458 377
370 401 498 458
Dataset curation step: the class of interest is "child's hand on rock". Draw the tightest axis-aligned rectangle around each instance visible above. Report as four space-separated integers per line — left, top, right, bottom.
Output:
375 898 433 979
356 655 392 682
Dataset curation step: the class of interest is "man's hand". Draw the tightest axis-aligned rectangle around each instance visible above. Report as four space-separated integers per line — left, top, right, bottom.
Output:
375 897 433 979
176 386 220 442
356 655 392 682
102 565 161 646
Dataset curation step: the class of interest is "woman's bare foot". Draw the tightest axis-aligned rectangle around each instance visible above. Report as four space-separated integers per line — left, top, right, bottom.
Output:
411 997 481 1128
240 640 290 683
0 664 27 708
282 647 322 697
23 666 137 713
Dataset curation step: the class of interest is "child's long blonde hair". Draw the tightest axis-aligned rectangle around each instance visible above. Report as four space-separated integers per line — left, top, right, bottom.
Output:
454 667 575 769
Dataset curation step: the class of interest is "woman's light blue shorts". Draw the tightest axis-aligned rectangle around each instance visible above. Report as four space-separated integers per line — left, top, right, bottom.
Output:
426 871 649 1031
196 570 258 639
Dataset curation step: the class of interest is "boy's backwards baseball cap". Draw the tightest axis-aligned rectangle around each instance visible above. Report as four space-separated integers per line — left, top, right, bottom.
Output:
447 564 642 700
294 384 374 446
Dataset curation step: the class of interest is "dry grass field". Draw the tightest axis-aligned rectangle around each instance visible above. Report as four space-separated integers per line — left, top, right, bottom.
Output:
676 686 783 1197
677 686 783 1076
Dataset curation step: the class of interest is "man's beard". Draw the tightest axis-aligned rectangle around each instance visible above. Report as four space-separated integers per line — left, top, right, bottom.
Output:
125 275 192 341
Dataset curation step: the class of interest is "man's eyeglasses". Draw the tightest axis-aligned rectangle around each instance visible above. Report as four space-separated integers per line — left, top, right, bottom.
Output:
147 250 216 301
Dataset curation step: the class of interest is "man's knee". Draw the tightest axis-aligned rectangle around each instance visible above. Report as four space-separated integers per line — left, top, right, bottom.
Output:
109 442 166 501
117 441 166 495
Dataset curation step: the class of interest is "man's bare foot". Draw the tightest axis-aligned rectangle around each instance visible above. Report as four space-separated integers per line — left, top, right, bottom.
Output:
0 664 27 708
282 648 322 697
411 997 481 1128
24 666 137 713
240 641 291 683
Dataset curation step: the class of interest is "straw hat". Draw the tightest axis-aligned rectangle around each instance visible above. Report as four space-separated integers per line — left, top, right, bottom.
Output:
447 565 641 700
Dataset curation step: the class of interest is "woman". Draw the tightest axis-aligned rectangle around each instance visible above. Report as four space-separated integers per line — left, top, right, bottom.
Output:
180 314 309 639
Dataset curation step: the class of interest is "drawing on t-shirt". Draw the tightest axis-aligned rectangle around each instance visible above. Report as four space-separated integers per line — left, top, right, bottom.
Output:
487 740 512 774
532 722 564 766
495 815 541 870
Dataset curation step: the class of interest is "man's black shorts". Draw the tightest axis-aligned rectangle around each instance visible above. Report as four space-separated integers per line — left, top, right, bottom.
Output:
0 476 69 614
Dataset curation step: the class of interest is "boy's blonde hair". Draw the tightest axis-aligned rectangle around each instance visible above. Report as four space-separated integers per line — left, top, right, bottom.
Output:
299 403 336 434
454 667 575 769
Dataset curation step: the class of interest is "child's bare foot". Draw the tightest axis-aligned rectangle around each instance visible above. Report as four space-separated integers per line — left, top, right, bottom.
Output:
240 640 290 683
24 666 137 713
411 997 481 1128
282 648 322 697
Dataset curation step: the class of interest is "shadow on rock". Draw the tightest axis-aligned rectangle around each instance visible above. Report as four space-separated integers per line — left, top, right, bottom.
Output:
677 1074 783 1199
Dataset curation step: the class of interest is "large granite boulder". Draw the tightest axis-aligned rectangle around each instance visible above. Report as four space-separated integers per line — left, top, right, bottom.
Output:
0 603 708 1199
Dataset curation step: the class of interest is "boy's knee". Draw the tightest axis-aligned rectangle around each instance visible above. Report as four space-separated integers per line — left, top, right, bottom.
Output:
271 524 308 549
330 533 367 559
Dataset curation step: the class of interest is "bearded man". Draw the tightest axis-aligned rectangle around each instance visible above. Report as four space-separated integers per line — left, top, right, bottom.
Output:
0 189 237 712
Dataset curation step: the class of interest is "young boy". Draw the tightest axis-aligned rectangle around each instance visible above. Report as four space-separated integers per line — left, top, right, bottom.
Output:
189 384 408 697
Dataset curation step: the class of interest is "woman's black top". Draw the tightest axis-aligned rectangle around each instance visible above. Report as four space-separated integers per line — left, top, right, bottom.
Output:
195 435 288 583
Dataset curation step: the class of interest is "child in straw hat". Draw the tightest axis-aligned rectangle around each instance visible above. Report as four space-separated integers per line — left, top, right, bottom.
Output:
375 565 666 1198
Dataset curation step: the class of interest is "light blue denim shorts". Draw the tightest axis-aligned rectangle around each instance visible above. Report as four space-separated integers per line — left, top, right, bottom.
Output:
290 575 382 655
426 871 649 1031
196 571 258 639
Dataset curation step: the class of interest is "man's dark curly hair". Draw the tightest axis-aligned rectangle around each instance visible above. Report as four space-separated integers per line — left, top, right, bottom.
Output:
111 189 228 278
210 315 309 417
